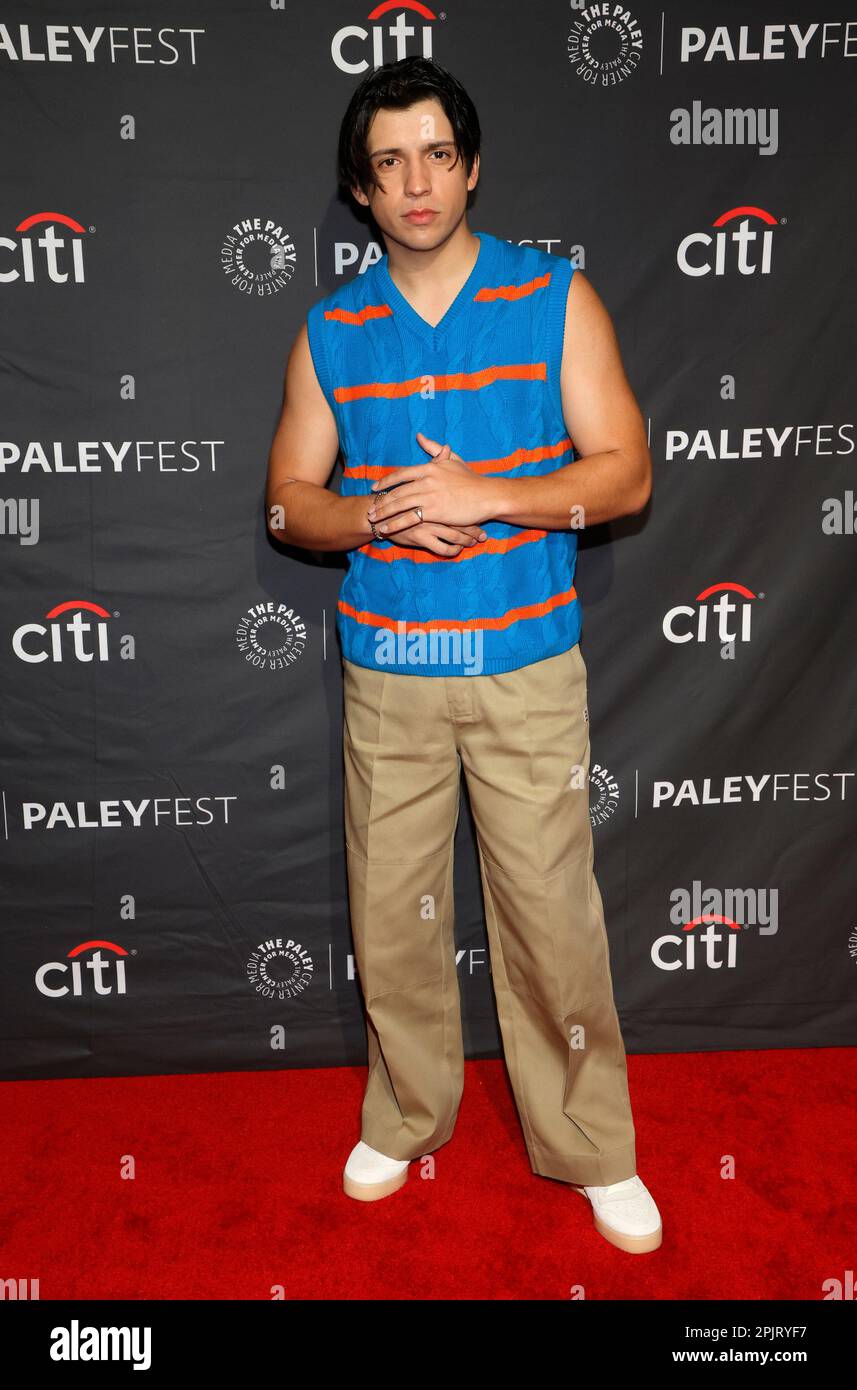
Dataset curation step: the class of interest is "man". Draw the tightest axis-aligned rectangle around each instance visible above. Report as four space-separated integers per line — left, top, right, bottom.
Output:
265 56 660 1254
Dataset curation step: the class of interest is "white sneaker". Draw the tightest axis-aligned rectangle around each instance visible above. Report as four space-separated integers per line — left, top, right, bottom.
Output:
343 1140 411 1202
570 1175 662 1253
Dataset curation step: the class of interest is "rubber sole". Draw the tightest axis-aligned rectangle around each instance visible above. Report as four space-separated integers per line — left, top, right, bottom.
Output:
342 1166 409 1202
571 1185 663 1254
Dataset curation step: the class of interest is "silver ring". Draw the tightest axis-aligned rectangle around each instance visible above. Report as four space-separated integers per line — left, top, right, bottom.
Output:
415 507 423 522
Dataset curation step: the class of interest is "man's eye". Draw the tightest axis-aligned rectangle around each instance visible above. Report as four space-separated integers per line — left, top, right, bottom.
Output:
377 152 451 168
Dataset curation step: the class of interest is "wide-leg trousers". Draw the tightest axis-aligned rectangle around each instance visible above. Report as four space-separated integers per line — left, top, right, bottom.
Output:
342 642 637 1187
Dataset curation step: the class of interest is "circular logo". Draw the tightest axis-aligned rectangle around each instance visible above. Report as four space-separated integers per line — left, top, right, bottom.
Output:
221 217 297 296
567 6 643 86
235 601 307 672
247 938 314 1001
589 761 620 826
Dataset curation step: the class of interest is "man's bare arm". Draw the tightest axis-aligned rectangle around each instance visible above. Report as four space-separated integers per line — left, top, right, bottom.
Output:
265 322 377 551
490 271 652 529
266 322 489 555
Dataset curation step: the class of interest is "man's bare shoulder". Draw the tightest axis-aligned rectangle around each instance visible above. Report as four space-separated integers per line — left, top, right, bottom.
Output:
563 269 617 342
558 265 650 496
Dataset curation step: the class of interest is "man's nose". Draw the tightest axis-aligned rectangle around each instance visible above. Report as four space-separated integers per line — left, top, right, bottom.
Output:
403 159 431 197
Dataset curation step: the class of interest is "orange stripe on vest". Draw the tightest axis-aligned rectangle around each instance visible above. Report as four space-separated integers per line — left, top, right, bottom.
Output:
324 304 393 325
333 361 547 404
342 436 574 482
338 585 578 632
473 271 552 301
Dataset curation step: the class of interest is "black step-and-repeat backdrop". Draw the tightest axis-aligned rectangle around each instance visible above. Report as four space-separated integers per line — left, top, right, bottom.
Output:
2 2 855 1081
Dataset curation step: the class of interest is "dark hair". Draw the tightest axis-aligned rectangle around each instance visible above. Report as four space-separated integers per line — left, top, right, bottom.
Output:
337 56 481 199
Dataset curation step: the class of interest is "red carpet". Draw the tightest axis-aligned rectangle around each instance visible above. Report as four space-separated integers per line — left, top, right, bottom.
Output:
2 1048 855 1300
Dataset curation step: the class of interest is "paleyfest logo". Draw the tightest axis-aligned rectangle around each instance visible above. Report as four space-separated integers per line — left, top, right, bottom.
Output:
235 600 307 672
221 217 297 297
567 4 643 85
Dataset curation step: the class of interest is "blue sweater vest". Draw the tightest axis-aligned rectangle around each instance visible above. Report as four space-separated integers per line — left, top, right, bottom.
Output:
306 229 582 676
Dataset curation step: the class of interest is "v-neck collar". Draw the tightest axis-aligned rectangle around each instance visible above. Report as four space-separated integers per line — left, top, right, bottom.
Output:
376 230 490 347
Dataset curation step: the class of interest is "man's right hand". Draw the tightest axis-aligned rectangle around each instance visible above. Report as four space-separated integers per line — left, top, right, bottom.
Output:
382 520 486 557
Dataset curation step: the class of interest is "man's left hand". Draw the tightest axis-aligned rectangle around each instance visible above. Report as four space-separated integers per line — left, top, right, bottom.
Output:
366 431 497 534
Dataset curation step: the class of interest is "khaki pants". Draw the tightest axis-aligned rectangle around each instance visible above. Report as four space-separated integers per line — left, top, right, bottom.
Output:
342 642 637 1187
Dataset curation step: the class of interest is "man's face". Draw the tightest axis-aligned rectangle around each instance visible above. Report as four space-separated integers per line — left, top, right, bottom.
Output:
353 97 479 249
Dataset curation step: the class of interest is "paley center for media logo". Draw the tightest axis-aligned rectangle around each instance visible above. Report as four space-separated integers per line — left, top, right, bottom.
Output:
589 759 619 828
220 217 297 298
566 3 643 86
235 599 307 672
0 211 89 284
246 936 314 1001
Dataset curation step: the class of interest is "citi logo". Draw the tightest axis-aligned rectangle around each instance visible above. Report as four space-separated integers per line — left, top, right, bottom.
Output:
12 599 134 663
0 211 87 284
650 877 779 973
36 940 130 998
663 582 760 646
651 912 742 973
332 1 436 74
677 205 779 277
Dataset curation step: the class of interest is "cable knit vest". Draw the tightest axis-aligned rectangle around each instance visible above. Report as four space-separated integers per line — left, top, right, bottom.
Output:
306 229 581 676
